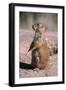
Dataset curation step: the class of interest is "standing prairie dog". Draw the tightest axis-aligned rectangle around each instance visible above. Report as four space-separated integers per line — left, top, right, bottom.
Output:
28 23 49 69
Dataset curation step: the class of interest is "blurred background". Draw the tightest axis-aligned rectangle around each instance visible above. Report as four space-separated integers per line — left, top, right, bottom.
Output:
19 12 58 32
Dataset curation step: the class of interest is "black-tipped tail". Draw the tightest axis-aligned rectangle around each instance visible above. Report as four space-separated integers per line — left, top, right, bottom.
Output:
20 62 35 69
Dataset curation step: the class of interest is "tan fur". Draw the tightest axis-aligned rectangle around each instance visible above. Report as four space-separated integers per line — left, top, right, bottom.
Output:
31 23 49 69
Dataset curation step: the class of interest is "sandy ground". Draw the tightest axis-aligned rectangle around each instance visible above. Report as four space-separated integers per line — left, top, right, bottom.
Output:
19 30 58 78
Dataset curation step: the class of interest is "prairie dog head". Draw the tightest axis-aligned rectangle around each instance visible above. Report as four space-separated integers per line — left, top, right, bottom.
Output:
32 23 45 33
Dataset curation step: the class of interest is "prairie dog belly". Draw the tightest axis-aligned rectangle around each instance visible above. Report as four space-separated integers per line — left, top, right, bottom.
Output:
37 43 49 69
31 42 49 69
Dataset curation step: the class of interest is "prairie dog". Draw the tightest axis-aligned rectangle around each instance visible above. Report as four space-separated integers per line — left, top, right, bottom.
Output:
29 23 49 69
